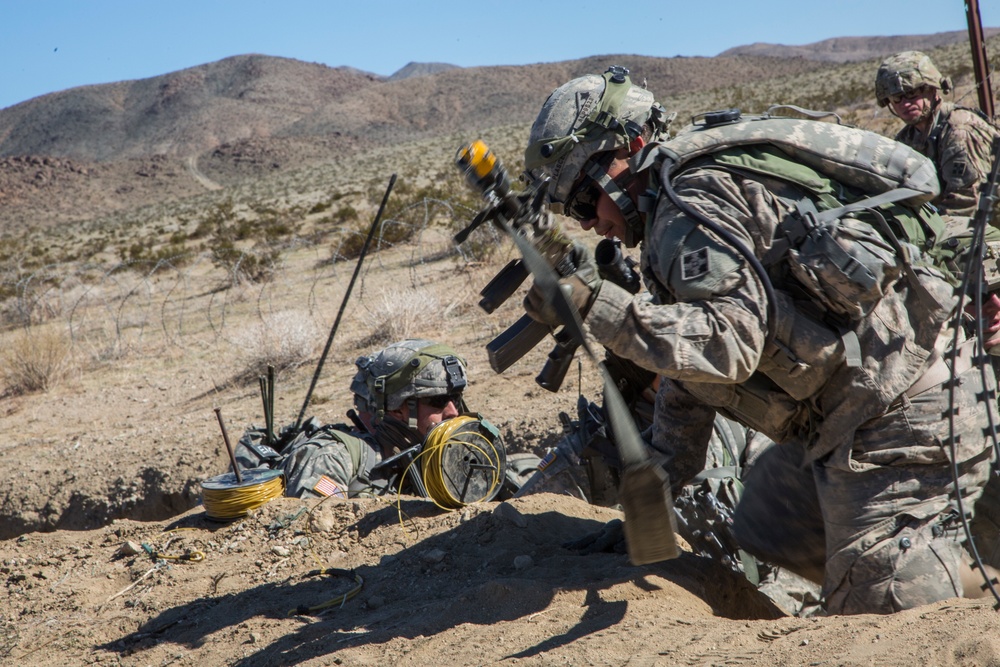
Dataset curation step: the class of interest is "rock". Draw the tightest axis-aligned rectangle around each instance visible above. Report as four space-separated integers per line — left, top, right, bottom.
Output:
513 555 533 570
118 541 143 557
492 502 527 528
422 548 446 564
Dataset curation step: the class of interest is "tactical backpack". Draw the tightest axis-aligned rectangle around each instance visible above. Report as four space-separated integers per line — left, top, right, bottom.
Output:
632 111 962 452
635 111 957 316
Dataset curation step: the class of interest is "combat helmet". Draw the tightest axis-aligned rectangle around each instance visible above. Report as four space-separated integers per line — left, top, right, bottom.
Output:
875 50 952 107
524 66 669 247
357 339 468 429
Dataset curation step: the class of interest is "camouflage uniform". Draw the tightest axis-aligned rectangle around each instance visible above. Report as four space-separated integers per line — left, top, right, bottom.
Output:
235 339 472 499
875 51 999 218
524 70 995 615
895 102 1000 218
596 160 993 614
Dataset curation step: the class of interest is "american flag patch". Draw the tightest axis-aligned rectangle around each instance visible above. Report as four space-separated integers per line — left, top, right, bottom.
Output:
537 451 558 472
313 475 347 498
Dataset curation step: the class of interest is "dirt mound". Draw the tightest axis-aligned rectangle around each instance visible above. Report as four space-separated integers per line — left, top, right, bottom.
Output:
5 493 1000 666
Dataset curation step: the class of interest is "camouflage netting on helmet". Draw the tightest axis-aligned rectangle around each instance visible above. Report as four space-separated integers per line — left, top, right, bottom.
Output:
875 50 952 107
356 339 467 416
524 67 665 206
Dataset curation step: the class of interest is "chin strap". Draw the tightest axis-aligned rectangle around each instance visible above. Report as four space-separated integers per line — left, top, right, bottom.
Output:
374 414 422 457
582 158 644 247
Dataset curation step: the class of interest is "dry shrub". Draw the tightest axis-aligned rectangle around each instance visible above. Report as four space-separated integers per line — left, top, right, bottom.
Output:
231 310 319 381
358 288 440 348
1 326 72 395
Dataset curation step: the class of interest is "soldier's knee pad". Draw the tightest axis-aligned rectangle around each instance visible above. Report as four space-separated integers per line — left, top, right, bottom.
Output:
824 518 964 615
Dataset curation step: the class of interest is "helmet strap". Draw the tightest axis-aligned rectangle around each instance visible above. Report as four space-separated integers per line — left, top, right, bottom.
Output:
405 396 419 431
373 414 421 457
582 158 644 247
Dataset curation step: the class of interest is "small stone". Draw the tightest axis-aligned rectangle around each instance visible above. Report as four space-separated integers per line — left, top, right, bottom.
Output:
367 595 384 609
118 541 143 557
271 545 291 558
493 502 527 528
513 555 533 570
422 548 447 564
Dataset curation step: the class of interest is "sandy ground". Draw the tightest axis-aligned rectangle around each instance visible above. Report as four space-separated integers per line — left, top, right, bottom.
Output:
4 210 1000 666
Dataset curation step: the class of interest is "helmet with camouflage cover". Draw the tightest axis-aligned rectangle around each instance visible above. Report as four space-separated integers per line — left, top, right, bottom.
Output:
524 66 669 246
349 352 377 417
875 51 952 107
357 339 468 426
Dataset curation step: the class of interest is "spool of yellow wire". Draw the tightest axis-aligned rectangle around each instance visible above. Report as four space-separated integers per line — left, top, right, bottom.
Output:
419 415 506 509
200 468 285 521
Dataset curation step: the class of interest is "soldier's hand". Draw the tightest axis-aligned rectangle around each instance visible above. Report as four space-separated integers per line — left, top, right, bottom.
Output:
563 518 626 554
523 242 602 327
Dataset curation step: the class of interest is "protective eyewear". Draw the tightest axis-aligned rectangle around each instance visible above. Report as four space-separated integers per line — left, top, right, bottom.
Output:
888 87 928 105
564 178 601 221
423 393 462 409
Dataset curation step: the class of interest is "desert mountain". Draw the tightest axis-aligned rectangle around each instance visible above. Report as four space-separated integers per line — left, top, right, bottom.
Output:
719 27 1000 61
0 54 835 163
386 61 459 81
0 30 996 234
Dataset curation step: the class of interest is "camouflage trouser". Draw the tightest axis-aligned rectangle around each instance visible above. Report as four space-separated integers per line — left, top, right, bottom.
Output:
734 361 995 615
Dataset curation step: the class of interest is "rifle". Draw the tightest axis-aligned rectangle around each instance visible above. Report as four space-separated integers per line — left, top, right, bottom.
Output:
455 142 645 391
454 142 577 375
536 238 642 392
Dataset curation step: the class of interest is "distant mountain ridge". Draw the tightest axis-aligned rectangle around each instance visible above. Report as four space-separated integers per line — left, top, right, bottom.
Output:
0 29 996 231
387 62 459 81
0 53 834 163
719 28 1000 62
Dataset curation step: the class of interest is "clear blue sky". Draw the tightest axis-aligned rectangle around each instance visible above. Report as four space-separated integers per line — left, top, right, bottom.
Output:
2 0 997 110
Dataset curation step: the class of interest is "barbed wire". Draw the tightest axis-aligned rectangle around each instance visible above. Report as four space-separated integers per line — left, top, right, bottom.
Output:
0 196 508 381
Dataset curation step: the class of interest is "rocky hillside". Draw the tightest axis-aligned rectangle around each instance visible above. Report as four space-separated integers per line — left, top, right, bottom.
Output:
0 30 997 235
719 27 1000 62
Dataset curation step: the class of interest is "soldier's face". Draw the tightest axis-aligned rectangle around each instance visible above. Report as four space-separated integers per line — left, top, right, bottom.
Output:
889 86 936 126
573 155 631 242
397 395 461 436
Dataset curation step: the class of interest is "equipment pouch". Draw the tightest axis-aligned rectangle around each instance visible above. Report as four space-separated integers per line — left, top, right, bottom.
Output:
683 373 810 444
787 215 902 320
757 291 845 400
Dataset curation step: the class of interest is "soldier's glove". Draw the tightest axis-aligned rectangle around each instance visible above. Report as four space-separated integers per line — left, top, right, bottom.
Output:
512 206 574 268
523 242 602 328
562 518 627 555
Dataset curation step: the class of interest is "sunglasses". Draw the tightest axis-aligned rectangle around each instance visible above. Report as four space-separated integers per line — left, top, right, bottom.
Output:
423 393 462 409
888 87 928 105
565 178 601 221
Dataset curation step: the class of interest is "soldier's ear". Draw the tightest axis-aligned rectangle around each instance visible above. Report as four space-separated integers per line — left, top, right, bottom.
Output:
628 136 646 156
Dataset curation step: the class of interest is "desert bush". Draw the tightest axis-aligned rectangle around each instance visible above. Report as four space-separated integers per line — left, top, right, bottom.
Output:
231 311 319 382
1 325 72 395
357 288 440 348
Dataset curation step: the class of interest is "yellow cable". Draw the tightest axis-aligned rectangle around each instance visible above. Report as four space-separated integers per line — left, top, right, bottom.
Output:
411 415 503 510
201 470 285 521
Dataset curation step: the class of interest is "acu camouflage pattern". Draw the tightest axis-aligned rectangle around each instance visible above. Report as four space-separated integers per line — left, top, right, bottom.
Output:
279 426 384 499
524 69 662 206
650 116 942 206
874 50 952 107
235 419 385 499
895 102 1000 218
582 116 993 614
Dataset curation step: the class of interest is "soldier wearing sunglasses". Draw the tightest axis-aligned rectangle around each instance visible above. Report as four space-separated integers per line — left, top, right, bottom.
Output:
236 339 473 499
876 50 999 219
